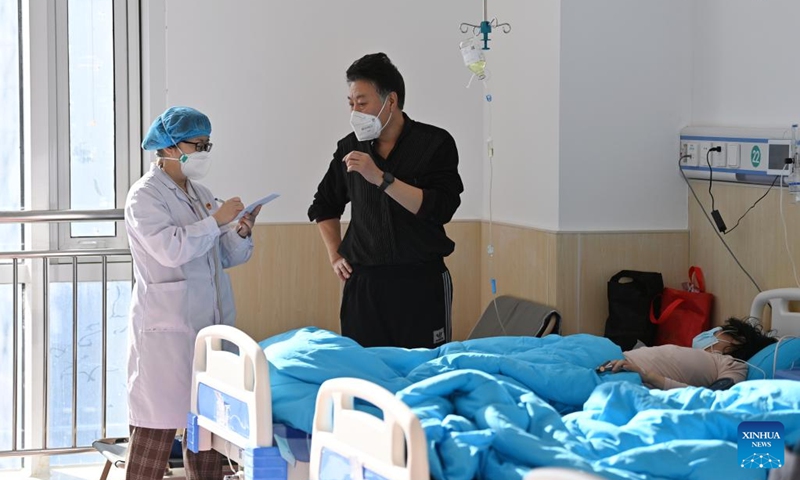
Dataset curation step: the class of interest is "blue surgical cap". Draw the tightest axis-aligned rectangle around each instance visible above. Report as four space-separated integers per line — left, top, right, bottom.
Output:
142 106 212 151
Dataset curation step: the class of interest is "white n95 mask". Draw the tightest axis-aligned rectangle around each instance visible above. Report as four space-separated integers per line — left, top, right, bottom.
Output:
350 97 393 142
159 150 212 180
180 151 212 180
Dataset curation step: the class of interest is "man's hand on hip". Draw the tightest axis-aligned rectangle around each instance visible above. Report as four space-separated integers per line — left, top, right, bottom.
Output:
331 255 352 281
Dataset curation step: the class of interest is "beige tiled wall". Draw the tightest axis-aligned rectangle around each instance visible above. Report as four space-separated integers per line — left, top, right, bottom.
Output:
688 180 800 329
478 224 689 336
229 221 482 342
231 180 794 342
565 231 689 335
230 221 691 342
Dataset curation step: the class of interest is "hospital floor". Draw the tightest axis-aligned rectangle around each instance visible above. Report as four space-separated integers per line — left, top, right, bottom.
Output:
1 466 185 480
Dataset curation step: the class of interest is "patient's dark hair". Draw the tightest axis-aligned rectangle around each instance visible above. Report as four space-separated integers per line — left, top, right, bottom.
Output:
722 317 777 360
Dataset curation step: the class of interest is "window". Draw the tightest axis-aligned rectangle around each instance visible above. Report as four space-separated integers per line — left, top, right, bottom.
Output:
0 0 22 253
47 273 131 448
0 0 139 471
0 0 23 470
67 0 116 238
55 0 135 247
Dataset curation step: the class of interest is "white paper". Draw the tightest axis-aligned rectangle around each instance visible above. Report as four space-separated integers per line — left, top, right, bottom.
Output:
235 193 280 221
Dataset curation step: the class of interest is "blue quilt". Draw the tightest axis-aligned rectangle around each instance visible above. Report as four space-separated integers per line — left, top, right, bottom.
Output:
258 328 800 480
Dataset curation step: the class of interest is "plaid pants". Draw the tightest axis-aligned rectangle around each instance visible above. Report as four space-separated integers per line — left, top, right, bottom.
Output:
125 426 225 480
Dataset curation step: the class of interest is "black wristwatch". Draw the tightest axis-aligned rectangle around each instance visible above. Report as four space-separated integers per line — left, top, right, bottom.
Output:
378 171 395 192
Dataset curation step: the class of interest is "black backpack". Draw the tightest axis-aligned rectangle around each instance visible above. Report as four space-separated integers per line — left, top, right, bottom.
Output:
603 270 662 351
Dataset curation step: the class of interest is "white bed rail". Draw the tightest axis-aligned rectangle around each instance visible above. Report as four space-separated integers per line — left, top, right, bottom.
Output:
524 468 605 480
190 325 272 453
749 288 800 336
310 378 428 480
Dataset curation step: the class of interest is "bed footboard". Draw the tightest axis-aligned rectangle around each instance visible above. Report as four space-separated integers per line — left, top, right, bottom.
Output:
309 377 428 480
187 325 287 480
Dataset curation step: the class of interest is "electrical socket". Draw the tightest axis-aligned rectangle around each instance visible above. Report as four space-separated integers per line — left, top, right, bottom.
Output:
680 142 698 166
711 143 726 167
726 143 740 167
700 143 711 167
684 143 698 166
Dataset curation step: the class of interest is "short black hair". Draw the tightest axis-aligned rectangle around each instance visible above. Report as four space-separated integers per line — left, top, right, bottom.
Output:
722 317 777 361
346 53 405 110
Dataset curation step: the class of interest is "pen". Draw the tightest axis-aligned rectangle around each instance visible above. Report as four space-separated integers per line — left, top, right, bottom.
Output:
214 197 224 204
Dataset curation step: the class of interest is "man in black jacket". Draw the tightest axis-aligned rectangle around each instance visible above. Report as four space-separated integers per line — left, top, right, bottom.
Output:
308 52 463 349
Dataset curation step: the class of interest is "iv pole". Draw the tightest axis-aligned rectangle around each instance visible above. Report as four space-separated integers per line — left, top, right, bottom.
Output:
459 0 512 336
459 0 511 50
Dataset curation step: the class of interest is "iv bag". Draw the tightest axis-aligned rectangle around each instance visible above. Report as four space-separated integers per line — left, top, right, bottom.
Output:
460 36 486 79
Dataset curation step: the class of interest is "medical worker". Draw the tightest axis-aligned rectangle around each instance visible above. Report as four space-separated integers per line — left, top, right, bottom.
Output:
124 106 259 480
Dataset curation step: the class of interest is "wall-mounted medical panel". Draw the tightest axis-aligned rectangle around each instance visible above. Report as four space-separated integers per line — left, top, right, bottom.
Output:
679 126 795 186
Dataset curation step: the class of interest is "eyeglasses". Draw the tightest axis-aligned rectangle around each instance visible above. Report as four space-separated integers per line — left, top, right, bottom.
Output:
180 140 213 152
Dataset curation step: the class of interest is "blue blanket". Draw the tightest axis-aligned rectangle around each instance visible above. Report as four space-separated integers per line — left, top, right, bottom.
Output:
259 328 800 480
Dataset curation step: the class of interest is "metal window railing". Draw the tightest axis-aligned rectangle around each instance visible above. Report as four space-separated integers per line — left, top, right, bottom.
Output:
0 209 129 458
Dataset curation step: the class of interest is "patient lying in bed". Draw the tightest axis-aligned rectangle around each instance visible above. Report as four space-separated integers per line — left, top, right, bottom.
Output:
255 323 798 480
600 318 777 389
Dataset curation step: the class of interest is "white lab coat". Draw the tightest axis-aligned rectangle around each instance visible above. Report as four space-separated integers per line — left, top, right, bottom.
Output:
124 164 253 429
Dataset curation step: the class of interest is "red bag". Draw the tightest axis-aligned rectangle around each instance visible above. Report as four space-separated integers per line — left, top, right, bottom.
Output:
649 266 713 347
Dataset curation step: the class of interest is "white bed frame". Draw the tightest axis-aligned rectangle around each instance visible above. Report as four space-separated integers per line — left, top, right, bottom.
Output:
187 325 620 480
310 377 428 480
188 325 432 480
749 287 800 336
188 325 307 480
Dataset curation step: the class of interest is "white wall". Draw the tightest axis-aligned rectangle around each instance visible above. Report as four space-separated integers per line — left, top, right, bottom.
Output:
142 0 484 223
479 0 562 230
475 0 694 231
693 0 800 127
144 1 750 233
558 0 693 231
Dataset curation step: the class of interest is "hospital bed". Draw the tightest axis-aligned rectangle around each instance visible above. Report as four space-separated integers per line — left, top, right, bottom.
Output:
187 325 608 480
187 325 439 480
187 289 800 480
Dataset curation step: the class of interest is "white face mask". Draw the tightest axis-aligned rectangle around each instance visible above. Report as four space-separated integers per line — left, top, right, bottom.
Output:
350 97 393 142
159 150 212 180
